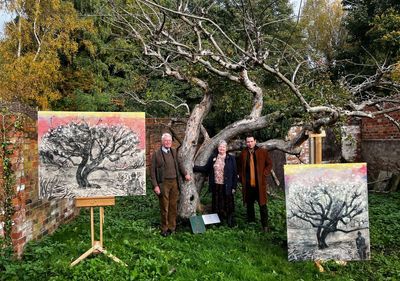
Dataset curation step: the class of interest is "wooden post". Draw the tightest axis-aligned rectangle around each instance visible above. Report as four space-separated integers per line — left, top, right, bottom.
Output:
70 196 127 267
309 130 326 164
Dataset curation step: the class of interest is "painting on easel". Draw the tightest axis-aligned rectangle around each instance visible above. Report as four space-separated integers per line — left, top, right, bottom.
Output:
284 163 370 261
38 111 146 198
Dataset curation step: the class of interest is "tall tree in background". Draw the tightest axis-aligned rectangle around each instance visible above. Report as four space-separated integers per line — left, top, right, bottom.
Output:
0 0 94 109
299 0 346 66
339 0 400 81
105 0 400 217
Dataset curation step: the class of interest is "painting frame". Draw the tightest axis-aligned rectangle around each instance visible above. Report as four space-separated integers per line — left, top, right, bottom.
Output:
38 111 146 198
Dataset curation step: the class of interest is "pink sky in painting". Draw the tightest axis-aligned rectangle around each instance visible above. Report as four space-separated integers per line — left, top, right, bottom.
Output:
38 112 146 149
284 163 367 187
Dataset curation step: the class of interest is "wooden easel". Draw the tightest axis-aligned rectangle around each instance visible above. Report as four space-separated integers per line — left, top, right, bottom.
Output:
309 130 347 271
70 196 127 267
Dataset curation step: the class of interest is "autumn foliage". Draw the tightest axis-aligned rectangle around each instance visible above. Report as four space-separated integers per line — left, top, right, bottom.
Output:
0 0 94 109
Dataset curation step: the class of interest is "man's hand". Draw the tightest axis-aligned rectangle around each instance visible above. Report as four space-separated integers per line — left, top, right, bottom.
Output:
154 186 161 195
185 174 191 181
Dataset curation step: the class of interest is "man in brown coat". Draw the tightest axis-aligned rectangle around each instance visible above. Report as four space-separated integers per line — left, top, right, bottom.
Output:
238 135 273 232
151 133 190 237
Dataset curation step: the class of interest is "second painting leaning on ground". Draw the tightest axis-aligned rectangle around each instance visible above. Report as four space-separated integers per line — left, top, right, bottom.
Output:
284 163 370 261
38 111 146 198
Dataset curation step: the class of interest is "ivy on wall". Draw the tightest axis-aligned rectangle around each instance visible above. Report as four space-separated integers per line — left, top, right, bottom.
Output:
0 108 24 254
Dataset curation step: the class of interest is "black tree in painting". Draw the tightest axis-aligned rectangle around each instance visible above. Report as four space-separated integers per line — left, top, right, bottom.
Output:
289 185 368 249
40 121 142 189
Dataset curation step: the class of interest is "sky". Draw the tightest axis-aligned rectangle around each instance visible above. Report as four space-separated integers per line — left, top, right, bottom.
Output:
0 9 13 38
291 0 304 15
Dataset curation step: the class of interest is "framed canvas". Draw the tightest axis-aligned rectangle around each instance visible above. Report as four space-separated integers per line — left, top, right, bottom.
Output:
284 163 370 261
38 111 146 198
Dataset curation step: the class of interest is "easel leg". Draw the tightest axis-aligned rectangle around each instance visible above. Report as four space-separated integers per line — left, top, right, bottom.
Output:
98 247 127 265
100 207 104 248
91 207 94 246
71 205 127 267
70 246 97 267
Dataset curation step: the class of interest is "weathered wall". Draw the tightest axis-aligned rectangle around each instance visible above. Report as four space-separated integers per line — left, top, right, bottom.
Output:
362 108 400 140
341 125 362 162
361 106 400 180
0 110 77 257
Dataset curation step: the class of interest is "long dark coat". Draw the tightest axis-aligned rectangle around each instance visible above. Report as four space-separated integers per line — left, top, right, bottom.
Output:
194 152 238 195
238 146 272 205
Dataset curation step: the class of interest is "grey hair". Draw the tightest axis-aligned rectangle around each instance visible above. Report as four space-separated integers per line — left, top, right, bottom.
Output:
218 140 227 147
161 133 172 141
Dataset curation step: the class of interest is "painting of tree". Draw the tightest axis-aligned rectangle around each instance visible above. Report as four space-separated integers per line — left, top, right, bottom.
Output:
284 163 370 261
38 111 146 198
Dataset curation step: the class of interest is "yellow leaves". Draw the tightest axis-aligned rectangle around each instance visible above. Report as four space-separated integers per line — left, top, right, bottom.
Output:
0 53 62 109
81 40 97 58
0 0 95 109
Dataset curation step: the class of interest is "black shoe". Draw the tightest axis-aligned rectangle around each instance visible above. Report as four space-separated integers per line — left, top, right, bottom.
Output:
227 216 236 228
161 230 170 237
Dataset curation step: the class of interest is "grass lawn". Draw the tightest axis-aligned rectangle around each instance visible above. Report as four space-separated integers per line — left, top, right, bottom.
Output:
1 185 400 281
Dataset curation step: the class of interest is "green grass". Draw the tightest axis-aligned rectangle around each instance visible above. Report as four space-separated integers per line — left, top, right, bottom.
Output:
1 187 400 281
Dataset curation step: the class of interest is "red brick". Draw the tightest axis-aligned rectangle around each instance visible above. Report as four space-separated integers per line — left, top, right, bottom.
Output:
11 231 22 240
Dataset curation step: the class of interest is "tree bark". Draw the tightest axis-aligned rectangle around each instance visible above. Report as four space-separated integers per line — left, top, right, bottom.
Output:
178 92 212 218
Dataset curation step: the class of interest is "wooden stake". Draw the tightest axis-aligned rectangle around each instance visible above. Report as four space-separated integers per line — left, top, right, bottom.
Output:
309 130 326 164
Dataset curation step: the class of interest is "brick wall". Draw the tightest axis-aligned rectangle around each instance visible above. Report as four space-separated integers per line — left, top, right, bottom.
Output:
361 105 400 140
145 118 187 171
360 106 400 180
0 112 78 257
